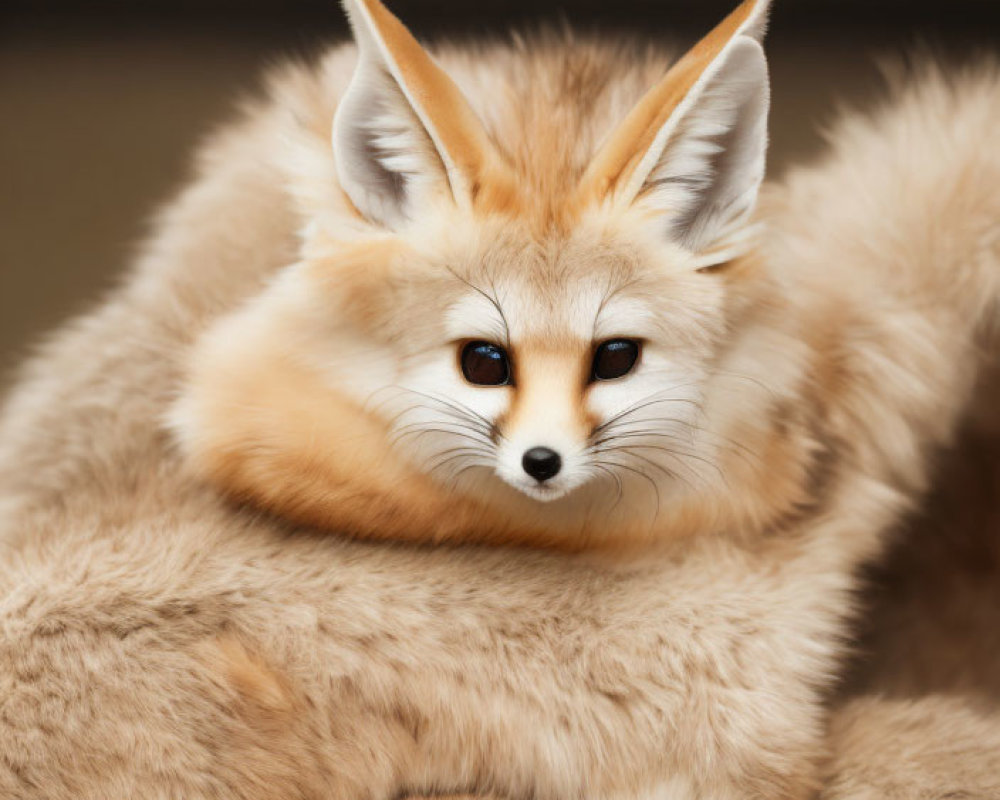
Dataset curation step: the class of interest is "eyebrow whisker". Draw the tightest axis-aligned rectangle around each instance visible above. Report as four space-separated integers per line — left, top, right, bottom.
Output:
446 265 512 349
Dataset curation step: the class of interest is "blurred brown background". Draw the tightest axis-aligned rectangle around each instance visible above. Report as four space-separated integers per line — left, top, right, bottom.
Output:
2 1 998 375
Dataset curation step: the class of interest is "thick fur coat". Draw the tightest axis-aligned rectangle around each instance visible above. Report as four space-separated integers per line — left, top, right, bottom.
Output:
0 1 998 797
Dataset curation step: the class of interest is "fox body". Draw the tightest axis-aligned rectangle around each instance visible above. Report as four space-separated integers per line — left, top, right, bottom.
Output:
0 0 999 797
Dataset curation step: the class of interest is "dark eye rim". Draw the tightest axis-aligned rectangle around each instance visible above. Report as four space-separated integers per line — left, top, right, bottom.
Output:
458 340 513 387
590 338 642 383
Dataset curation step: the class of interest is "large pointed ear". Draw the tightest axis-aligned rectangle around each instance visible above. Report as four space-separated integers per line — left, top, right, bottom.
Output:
579 0 771 263
333 0 501 229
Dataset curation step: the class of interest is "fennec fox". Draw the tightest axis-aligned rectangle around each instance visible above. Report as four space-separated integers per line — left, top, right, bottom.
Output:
0 0 998 797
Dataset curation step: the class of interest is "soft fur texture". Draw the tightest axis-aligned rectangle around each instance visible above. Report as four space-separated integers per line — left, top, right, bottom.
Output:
0 1 998 797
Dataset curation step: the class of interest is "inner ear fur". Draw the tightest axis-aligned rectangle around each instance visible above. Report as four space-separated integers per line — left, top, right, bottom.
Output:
333 0 511 229
577 0 771 259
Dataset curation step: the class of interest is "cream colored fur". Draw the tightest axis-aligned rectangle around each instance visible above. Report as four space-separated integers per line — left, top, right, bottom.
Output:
0 3 998 798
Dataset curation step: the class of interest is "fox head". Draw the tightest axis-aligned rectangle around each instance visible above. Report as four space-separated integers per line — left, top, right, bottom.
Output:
173 0 810 550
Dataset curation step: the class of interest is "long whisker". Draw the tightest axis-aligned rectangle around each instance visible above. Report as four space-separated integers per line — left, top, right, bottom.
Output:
595 436 726 487
598 413 764 475
380 401 484 436
362 388 494 442
592 386 704 436
368 385 503 487
445 461 494 488
602 416 762 468
427 444 494 464
704 367 779 400
427 450 493 480
391 386 499 439
391 423 493 448
606 444 707 494
590 462 625 511
595 458 662 521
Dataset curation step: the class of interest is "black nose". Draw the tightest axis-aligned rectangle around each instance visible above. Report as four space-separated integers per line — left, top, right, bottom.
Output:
522 447 562 482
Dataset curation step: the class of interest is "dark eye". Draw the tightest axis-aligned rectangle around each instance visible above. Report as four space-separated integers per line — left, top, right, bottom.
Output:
591 339 640 381
460 341 511 386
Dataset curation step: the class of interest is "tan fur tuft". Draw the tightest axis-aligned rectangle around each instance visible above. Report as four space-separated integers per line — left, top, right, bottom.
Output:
202 634 295 713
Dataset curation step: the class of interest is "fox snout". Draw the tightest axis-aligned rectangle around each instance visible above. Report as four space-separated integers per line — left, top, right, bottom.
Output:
495 345 595 500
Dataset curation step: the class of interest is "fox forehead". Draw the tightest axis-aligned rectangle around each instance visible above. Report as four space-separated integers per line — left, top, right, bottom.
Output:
403 210 694 344
446 273 719 358
443 272 657 347
305 211 723 362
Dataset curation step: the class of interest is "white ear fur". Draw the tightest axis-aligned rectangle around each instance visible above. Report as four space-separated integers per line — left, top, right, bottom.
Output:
628 37 770 261
333 1 454 229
